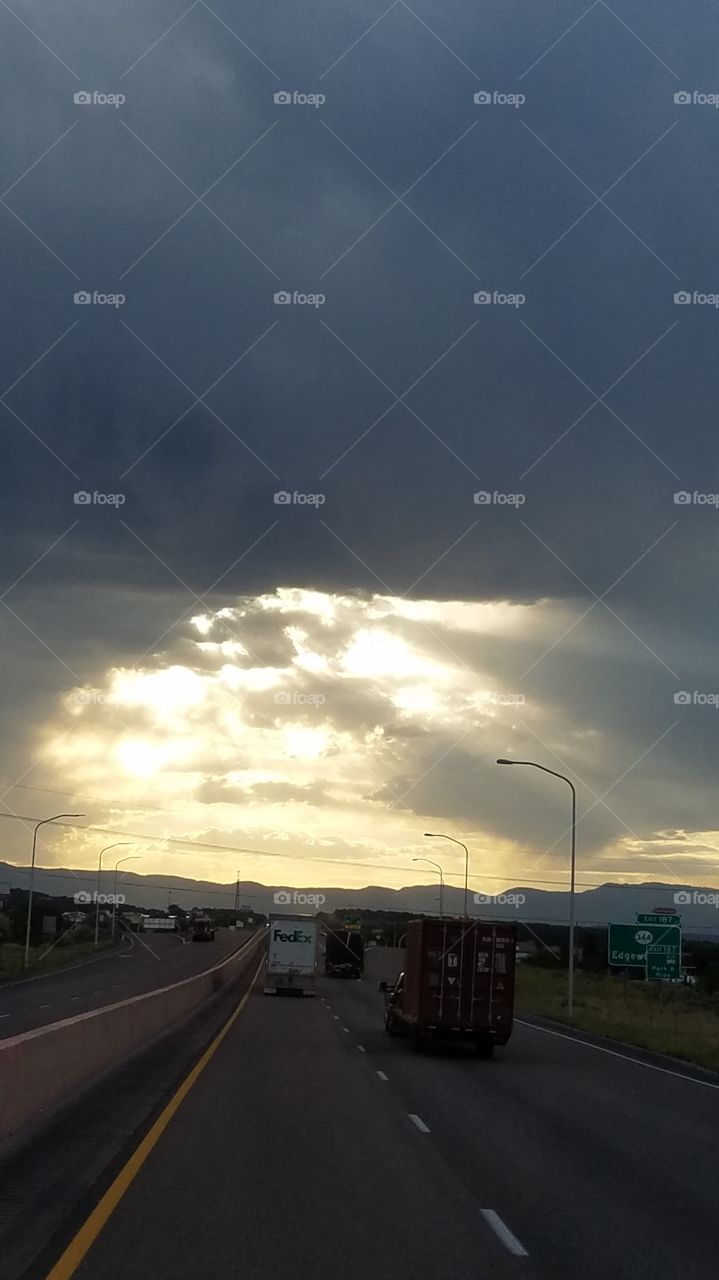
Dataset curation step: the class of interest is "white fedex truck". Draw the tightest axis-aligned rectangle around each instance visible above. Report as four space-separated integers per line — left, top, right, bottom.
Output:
265 916 318 996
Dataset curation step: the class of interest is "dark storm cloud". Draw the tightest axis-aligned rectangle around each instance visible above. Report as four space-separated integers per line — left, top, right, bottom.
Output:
1 0 719 866
3 0 716 606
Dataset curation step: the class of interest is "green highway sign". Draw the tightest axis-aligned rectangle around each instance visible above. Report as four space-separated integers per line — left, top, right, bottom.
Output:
646 948 681 982
637 913 681 926
608 923 681 969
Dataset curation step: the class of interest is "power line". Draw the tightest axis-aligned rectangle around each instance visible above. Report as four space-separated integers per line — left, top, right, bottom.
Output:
4 865 719 935
0 778 173 814
0 812 614 891
1 808 711 895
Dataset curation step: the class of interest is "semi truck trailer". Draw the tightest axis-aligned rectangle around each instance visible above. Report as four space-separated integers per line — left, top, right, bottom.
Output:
265 916 318 996
381 917 516 1055
324 928 364 978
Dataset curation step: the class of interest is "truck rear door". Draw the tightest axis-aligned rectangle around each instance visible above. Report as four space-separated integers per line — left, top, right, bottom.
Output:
469 924 516 1033
416 921 515 1031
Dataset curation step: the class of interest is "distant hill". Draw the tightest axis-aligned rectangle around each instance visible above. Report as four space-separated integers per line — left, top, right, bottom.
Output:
1 861 718 933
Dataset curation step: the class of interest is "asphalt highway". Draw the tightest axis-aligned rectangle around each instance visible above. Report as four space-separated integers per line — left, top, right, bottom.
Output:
0 927 252 1037
320 974 719 1280
6 966 719 1280
43 964 534 1280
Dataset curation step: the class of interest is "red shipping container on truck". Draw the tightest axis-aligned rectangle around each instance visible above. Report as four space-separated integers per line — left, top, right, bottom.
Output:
384 918 516 1056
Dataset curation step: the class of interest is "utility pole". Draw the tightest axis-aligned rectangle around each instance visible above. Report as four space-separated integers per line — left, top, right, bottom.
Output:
425 833 470 916
96 844 129 948
25 813 84 969
413 857 445 917
497 759 577 1019
112 855 141 937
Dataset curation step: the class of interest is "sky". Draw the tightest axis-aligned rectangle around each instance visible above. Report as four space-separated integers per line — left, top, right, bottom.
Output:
1 1 718 906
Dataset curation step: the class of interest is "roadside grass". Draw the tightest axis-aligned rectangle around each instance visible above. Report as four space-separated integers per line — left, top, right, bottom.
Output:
516 966 719 1071
0 938 117 982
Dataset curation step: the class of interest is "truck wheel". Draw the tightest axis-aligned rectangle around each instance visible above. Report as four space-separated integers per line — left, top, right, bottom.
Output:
475 1040 494 1059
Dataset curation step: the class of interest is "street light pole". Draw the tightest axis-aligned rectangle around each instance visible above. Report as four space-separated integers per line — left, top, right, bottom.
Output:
112 854 141 937
413 857 445 917
424 832 470 916
24 813 84 969
95 843 130 948
496 758 577 1019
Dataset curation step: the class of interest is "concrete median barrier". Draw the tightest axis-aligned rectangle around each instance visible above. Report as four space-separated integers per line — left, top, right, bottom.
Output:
0 929 265 1143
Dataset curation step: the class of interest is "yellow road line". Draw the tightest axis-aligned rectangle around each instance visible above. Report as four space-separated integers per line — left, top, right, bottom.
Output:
46 956 264 1280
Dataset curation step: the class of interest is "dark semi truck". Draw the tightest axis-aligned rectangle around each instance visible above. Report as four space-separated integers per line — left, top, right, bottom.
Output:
324 928 364 978
381 918 516 1056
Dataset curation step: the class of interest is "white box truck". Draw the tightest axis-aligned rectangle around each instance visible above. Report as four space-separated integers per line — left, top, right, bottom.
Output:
265 916 318 996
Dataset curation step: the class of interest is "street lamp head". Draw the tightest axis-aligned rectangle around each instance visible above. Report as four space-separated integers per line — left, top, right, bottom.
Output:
424 832 439 837
496 759 513 765
36 812 84 825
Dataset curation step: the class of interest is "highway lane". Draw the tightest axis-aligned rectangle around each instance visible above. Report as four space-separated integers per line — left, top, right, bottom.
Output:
319 975 719 1280
0 928 255 1038
47 965 535 1280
